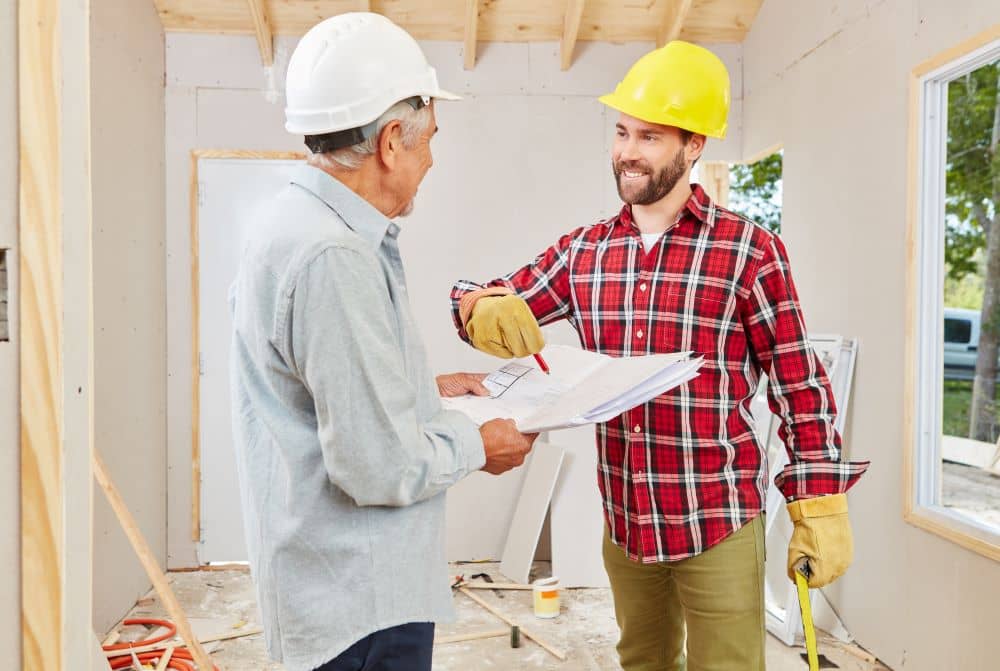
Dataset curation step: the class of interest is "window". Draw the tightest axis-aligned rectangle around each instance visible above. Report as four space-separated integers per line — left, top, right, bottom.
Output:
729 149 783 234
907 27 1000 561
943 317 972 344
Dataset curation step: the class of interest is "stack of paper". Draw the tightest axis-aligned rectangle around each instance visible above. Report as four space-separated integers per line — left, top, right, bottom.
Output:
441 344 703 433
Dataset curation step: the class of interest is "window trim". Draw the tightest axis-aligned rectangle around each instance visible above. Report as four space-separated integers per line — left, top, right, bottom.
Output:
904 24 1000 562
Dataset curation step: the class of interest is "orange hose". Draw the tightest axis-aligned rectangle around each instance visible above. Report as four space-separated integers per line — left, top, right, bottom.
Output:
103 618 177 652
103 618 220 670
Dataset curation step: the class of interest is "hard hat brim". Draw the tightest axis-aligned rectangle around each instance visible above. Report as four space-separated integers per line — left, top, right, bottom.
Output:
433 88 462 101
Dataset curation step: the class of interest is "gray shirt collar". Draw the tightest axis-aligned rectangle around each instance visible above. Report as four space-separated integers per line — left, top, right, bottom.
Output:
290 164 400 247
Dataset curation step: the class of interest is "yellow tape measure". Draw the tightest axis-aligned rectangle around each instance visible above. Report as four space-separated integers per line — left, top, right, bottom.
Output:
795 569 820 671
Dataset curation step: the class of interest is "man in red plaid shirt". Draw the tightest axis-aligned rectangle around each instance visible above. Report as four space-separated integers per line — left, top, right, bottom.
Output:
451 42 869 670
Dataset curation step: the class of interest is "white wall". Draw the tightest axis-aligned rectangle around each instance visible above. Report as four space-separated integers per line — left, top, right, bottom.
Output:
90 0 167 633
742 2 1000 669
164 33 743 566
0 0 19 666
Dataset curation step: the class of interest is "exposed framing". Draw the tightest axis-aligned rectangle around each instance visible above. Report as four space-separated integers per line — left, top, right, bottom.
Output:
189 149 305 545
245 0 274 66
657 0 693 48
903 23 1000 562
20 0 95 666
463 0 478 70
560 0 586 71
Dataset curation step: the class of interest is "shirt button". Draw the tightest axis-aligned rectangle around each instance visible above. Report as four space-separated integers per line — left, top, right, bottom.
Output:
633 424 641 433
636 329 644 339
639 283 647 292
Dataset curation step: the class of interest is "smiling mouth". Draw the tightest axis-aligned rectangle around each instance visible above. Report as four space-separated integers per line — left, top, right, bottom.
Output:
620 170 648 179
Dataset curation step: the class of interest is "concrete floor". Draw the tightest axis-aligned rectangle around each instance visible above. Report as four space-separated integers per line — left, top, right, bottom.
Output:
110 563 891 671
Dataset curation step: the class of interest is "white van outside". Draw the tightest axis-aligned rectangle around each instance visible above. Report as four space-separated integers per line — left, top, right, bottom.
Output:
944 306 1000 379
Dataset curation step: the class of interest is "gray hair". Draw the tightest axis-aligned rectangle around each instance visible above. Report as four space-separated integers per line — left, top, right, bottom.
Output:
309 100 433 171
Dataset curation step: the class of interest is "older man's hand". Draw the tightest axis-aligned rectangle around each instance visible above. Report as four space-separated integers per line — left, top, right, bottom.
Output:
436 372 490 398
479 418 537 475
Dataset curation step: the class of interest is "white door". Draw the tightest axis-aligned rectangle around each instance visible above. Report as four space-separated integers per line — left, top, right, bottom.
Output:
197 156 302 563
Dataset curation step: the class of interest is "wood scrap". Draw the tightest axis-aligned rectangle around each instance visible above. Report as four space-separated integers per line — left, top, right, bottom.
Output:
435 629 508 645
458 581 533 590
457 587 567 660
102 627 264 658
154 646 175 671
93 452 216 671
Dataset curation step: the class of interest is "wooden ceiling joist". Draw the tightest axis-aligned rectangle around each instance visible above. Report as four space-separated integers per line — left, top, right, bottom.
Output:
246 0 274 66
463 0 478 70
560 0 586 71
153 0 764 67
657 0 694 48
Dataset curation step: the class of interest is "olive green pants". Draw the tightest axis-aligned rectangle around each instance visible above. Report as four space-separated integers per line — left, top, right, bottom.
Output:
602 516 766 671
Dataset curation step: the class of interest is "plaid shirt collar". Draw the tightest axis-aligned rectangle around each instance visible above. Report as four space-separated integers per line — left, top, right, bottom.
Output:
617 183 717 234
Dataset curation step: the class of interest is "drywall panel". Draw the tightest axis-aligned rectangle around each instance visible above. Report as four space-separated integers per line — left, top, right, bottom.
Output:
0 0 18 666
498 446 566 583
741 2 1000 669
165 34 744 564
89 0 167 633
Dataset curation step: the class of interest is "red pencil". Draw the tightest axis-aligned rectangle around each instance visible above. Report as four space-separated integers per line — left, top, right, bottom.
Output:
533 352 550 375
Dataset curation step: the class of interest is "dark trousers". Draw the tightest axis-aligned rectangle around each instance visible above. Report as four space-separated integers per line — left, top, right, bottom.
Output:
314 622 435 671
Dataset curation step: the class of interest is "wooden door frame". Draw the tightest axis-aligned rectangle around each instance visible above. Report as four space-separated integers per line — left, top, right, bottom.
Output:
188 149 304 549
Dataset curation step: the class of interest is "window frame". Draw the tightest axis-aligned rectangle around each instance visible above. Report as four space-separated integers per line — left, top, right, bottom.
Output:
904 25 1000 562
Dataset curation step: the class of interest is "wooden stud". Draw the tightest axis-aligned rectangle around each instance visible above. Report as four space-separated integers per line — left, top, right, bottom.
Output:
246 0 274 66
657 0 693 48
463 0 478 70
458 587 567 661
19 0 64 667
93 451 216 671
560 0 586 71
189 150 305 548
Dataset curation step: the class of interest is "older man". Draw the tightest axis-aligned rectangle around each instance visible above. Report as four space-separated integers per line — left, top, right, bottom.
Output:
229 13 537 671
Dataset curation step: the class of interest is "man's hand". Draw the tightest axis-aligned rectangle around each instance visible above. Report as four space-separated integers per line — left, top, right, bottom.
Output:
479 418 538 475
466 295 544 359
436 372 490 398
786 493 855 588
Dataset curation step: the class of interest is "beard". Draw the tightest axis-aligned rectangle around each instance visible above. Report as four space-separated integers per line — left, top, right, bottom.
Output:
613 147 687 206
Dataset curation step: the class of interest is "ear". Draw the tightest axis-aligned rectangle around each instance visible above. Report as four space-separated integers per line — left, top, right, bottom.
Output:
685 133 707 163
377 119 404 170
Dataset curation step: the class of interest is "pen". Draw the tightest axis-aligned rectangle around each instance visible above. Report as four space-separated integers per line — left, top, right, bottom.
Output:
533 353 550 375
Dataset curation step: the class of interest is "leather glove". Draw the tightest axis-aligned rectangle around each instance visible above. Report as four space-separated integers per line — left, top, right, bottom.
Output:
786 493 854 588
462 290 544 359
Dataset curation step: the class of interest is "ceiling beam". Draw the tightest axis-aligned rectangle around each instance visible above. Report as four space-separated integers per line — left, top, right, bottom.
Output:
560 0 586 71
657 0 693 48
246 0 274 66
463 0 478 69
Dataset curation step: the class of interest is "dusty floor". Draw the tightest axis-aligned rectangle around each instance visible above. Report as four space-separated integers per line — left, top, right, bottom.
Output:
110 563 891 671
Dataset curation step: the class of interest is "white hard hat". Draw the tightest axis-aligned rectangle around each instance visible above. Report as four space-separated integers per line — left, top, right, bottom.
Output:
284 12 460 137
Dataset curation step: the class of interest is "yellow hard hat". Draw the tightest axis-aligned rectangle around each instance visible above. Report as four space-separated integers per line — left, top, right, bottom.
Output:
599 41 730 139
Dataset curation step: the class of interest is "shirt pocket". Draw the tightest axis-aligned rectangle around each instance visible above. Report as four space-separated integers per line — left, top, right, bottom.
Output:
660 281 735 354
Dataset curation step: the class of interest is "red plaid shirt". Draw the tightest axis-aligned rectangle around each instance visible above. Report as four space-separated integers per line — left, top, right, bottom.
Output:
451 184 869 562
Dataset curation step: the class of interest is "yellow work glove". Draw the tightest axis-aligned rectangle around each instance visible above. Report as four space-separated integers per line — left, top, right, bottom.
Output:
465 294 545 359
786 493 854 588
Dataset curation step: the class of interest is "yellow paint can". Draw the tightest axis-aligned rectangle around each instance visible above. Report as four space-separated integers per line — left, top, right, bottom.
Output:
532 576 560 619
